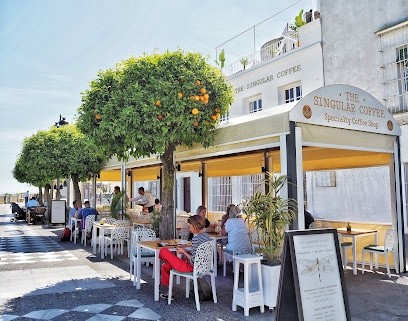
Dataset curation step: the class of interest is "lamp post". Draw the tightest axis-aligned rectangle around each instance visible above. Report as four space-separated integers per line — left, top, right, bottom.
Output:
53 114 69 200
54 114 68 128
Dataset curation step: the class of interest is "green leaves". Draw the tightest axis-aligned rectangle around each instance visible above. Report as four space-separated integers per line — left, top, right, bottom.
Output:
77 49 234 161
242 173 297 266
13 124 102 188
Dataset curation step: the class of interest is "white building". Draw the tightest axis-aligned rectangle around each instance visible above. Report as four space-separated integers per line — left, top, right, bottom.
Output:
97 0 407 271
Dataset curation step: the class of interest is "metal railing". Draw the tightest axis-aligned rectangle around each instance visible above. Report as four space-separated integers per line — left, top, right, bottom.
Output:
222 30 299 78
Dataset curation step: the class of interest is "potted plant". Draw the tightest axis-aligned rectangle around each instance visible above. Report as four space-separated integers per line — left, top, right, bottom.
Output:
241 173 296 308
240 58 249 70
110 190 130 220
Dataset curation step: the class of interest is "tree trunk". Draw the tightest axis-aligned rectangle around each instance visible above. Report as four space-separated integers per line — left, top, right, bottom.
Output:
159 143 177 240
37 186 43 206
44 184 52 222
72 175 82 203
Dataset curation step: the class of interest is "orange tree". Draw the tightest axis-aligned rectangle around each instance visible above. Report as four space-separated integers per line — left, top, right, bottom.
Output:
13 125 102 205
77 49 234 239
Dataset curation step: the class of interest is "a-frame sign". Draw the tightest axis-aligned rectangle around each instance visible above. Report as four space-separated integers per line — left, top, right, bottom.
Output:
276 229 351 321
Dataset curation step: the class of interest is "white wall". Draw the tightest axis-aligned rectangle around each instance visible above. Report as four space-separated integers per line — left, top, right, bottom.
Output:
306 166 392 223
227 21 324 118
319 0 408 102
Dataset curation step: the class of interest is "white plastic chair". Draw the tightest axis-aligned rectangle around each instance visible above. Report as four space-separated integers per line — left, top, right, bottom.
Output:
309 221 352 270
223 231 252 276
168 240 217 311
81 215 95 246
309 221 333 229
130 228 156 285
104 221 129 259
362 226 399 278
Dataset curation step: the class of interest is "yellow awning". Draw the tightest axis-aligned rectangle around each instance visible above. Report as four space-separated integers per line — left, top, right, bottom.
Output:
97 170 121 181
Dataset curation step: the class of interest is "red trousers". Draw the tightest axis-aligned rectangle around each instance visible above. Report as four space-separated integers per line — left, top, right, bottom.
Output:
159 247 193 286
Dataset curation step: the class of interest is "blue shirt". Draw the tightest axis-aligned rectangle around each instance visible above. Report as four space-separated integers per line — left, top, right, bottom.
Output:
81 207 98 228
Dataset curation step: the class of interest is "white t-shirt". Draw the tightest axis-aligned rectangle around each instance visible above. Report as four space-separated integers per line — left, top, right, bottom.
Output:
129 192 154 207
225 218 247 251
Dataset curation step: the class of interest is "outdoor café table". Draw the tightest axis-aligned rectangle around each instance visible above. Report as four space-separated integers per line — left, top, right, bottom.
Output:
132 219 151 229
92 222 114 259
337 228 378 275
136 239 191 301
208 232 228 277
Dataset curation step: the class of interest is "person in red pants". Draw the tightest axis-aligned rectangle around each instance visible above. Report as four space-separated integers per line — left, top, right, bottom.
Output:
159 215 211 300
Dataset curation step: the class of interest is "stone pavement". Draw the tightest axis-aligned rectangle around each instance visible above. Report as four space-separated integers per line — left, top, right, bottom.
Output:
0 203 408 321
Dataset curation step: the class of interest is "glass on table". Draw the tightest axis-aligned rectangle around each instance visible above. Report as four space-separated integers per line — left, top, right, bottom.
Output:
214 221 222 234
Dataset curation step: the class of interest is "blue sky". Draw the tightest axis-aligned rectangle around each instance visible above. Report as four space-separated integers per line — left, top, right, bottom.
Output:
0 0 308 194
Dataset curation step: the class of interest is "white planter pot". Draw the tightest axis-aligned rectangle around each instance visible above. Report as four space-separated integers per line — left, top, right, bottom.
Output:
261 264 281 309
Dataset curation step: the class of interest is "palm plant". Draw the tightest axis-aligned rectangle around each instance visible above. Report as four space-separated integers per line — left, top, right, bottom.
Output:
241 173 297 266
110 190 130 220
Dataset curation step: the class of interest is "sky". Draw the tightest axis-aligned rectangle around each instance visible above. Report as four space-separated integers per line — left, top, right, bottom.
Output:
0 0 309 195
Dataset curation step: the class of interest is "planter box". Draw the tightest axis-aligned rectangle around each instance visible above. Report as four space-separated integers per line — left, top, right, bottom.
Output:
261 264 281 309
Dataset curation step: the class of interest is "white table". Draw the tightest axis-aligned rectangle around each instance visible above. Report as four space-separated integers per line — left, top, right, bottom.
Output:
337 228 378 275
208 233 228 277
136 239 190 301
92 222 114 259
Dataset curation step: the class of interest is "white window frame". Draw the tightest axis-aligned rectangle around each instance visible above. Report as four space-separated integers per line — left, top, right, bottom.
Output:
397 45 408 94
247 95 262 114
285 85 302 103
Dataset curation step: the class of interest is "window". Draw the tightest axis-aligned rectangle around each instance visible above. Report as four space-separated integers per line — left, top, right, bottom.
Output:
220 111 229 122
207 174 264 212
285 85 302 103
397 45 408 93
249 98 262 113
377 22 408 114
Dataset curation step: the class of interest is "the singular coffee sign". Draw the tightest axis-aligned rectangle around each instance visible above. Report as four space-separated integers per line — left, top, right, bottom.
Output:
290 84 400 136
275 229 351 321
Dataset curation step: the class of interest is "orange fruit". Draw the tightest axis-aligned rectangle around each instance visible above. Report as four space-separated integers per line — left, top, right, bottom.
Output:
203 93 209 100
95 114 101 120
189 96 195 101
155 100 160 106
200 88 206 94
178 92 183 98
196 79 201 86
157 114 163 120
210 115 217 120
215 113 220 118
192 108 199 115
214 107 220 113
203 100 208 104
199 96 204 101
193 121 199 127
194 95 199 101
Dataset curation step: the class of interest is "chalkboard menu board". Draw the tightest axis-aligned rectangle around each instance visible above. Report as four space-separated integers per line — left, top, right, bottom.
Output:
51 200 66 224
276 229 351 321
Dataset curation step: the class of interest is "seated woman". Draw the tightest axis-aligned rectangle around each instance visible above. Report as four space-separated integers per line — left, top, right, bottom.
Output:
159 215 211 300
224 205 247 252
220 204 235 236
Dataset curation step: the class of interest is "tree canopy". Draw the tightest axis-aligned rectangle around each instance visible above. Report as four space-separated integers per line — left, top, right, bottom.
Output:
77 49 234 239
13 124 102 201
77 49 234 159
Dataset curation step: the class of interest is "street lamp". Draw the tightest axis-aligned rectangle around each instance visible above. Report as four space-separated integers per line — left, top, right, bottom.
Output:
53 114 69 200
54 114 69 128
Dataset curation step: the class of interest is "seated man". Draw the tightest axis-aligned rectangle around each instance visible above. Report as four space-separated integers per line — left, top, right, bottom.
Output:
81 201 98 238
26 197 40 224
69 200 82 232
26 196 39 208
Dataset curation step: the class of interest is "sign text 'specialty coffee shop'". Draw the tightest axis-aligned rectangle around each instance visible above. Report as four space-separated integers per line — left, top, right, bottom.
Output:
290 84 400 136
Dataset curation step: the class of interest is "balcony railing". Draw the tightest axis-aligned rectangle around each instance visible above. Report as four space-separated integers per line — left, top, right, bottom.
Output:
222 28 299 78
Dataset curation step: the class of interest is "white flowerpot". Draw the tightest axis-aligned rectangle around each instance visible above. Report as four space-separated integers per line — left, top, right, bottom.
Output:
261 264 281 309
